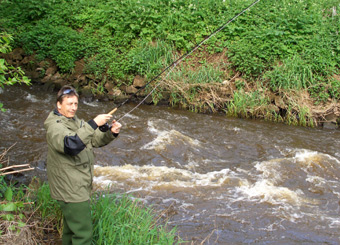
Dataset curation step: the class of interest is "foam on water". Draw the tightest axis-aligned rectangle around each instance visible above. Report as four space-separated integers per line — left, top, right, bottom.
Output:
82 100 99 107
93 164 233 191
295 149 319 162
25 94 38 103
141 121 200 151
236 179 304 205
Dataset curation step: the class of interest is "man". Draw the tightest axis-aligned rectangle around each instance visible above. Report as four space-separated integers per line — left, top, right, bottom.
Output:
44 85 121 244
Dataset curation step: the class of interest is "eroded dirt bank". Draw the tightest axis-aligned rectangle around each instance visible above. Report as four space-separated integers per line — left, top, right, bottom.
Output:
3 48 340 128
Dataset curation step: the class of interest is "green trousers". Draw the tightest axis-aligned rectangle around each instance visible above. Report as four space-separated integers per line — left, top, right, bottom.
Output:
58 200 93 245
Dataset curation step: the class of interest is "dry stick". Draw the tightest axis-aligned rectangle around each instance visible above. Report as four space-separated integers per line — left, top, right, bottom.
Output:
151 201 176 228
25 203 42 224
0 168 34 176
0 164 31 171
200 229 217 245
0 163 34 176
0 143 17 162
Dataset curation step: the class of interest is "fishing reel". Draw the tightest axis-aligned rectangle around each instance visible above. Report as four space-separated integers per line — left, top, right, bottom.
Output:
99 107 118 132
99 123 111 132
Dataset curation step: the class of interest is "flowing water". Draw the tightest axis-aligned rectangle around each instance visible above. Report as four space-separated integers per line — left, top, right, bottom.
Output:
1 84 340 244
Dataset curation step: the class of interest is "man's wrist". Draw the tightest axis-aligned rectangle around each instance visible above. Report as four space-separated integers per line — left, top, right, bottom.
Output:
87 119 98 130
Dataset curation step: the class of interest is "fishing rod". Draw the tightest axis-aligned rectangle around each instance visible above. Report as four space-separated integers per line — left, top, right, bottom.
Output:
108 0 261 121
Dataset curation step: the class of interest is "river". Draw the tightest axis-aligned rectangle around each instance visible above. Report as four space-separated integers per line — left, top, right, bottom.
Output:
0 84 339 244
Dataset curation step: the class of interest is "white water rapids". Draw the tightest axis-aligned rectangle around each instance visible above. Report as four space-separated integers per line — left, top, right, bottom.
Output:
1 84 339 244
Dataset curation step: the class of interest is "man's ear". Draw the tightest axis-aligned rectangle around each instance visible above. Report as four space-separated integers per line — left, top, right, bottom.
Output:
57 101 61 110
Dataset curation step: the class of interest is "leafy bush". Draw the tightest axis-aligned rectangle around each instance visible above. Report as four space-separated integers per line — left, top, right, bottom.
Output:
18 23 87 72
1 0 339 83
0 32 31 111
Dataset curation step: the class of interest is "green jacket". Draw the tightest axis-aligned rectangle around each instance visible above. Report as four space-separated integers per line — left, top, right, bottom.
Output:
44 110 117 203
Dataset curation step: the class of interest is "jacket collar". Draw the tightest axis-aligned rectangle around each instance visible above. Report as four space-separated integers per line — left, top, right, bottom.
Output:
53 108 76 120
53 108 62 116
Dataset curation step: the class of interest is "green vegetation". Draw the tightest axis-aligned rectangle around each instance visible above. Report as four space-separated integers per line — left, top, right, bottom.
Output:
0 32 31 111
92 192 177 244
0 0 339 126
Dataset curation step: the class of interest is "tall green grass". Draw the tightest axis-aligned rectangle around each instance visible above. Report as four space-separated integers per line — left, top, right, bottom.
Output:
169 63 225 85
264 55 315 91
92 193 178 244
226 91 270 118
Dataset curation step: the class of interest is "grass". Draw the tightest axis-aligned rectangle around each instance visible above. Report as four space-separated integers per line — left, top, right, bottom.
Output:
92 192 178 244
226 90 270 118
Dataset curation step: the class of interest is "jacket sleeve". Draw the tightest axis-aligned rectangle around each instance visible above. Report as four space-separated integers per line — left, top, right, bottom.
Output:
91 129 118 148
64 135 86 156
46 120 96 156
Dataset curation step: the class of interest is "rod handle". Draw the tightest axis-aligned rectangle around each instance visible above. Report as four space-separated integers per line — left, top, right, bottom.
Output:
108 108 117 115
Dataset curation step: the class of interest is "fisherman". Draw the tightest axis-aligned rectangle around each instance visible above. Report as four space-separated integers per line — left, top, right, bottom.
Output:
44 85 122 245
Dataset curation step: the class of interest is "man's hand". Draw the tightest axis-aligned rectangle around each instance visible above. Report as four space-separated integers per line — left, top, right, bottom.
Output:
93 114 112 126
111 120 122 134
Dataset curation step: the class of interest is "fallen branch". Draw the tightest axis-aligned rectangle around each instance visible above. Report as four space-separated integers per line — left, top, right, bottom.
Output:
0 164 31 172
0 163 34 176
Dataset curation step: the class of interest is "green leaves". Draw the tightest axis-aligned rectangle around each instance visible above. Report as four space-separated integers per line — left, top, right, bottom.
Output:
5 188 13 202
0 32 31 111
18 23 87 73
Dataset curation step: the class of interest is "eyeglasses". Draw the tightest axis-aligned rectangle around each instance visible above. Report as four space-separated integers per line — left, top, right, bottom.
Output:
57 88 78 102
62 88 76 95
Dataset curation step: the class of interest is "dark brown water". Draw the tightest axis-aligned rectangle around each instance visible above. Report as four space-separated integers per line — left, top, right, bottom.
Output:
1 84 340 244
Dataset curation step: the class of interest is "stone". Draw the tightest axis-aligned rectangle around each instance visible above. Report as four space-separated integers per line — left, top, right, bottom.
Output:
126 85 138 94
105 82 115 92
133 75 146 88
45 66 57 76
41 74 52 83
323 122 338 130
108 89 122 97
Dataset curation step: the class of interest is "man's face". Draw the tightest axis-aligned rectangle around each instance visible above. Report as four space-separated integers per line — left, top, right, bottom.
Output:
57 95 78 118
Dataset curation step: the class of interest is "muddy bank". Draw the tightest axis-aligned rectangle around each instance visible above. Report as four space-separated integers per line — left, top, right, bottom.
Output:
3 48 340 128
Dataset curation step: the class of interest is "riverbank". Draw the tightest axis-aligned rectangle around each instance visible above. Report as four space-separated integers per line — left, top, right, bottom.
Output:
4 47 340 129
1 0 339 128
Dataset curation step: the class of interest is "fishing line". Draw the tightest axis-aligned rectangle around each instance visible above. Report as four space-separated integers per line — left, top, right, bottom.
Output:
114 0 261 122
